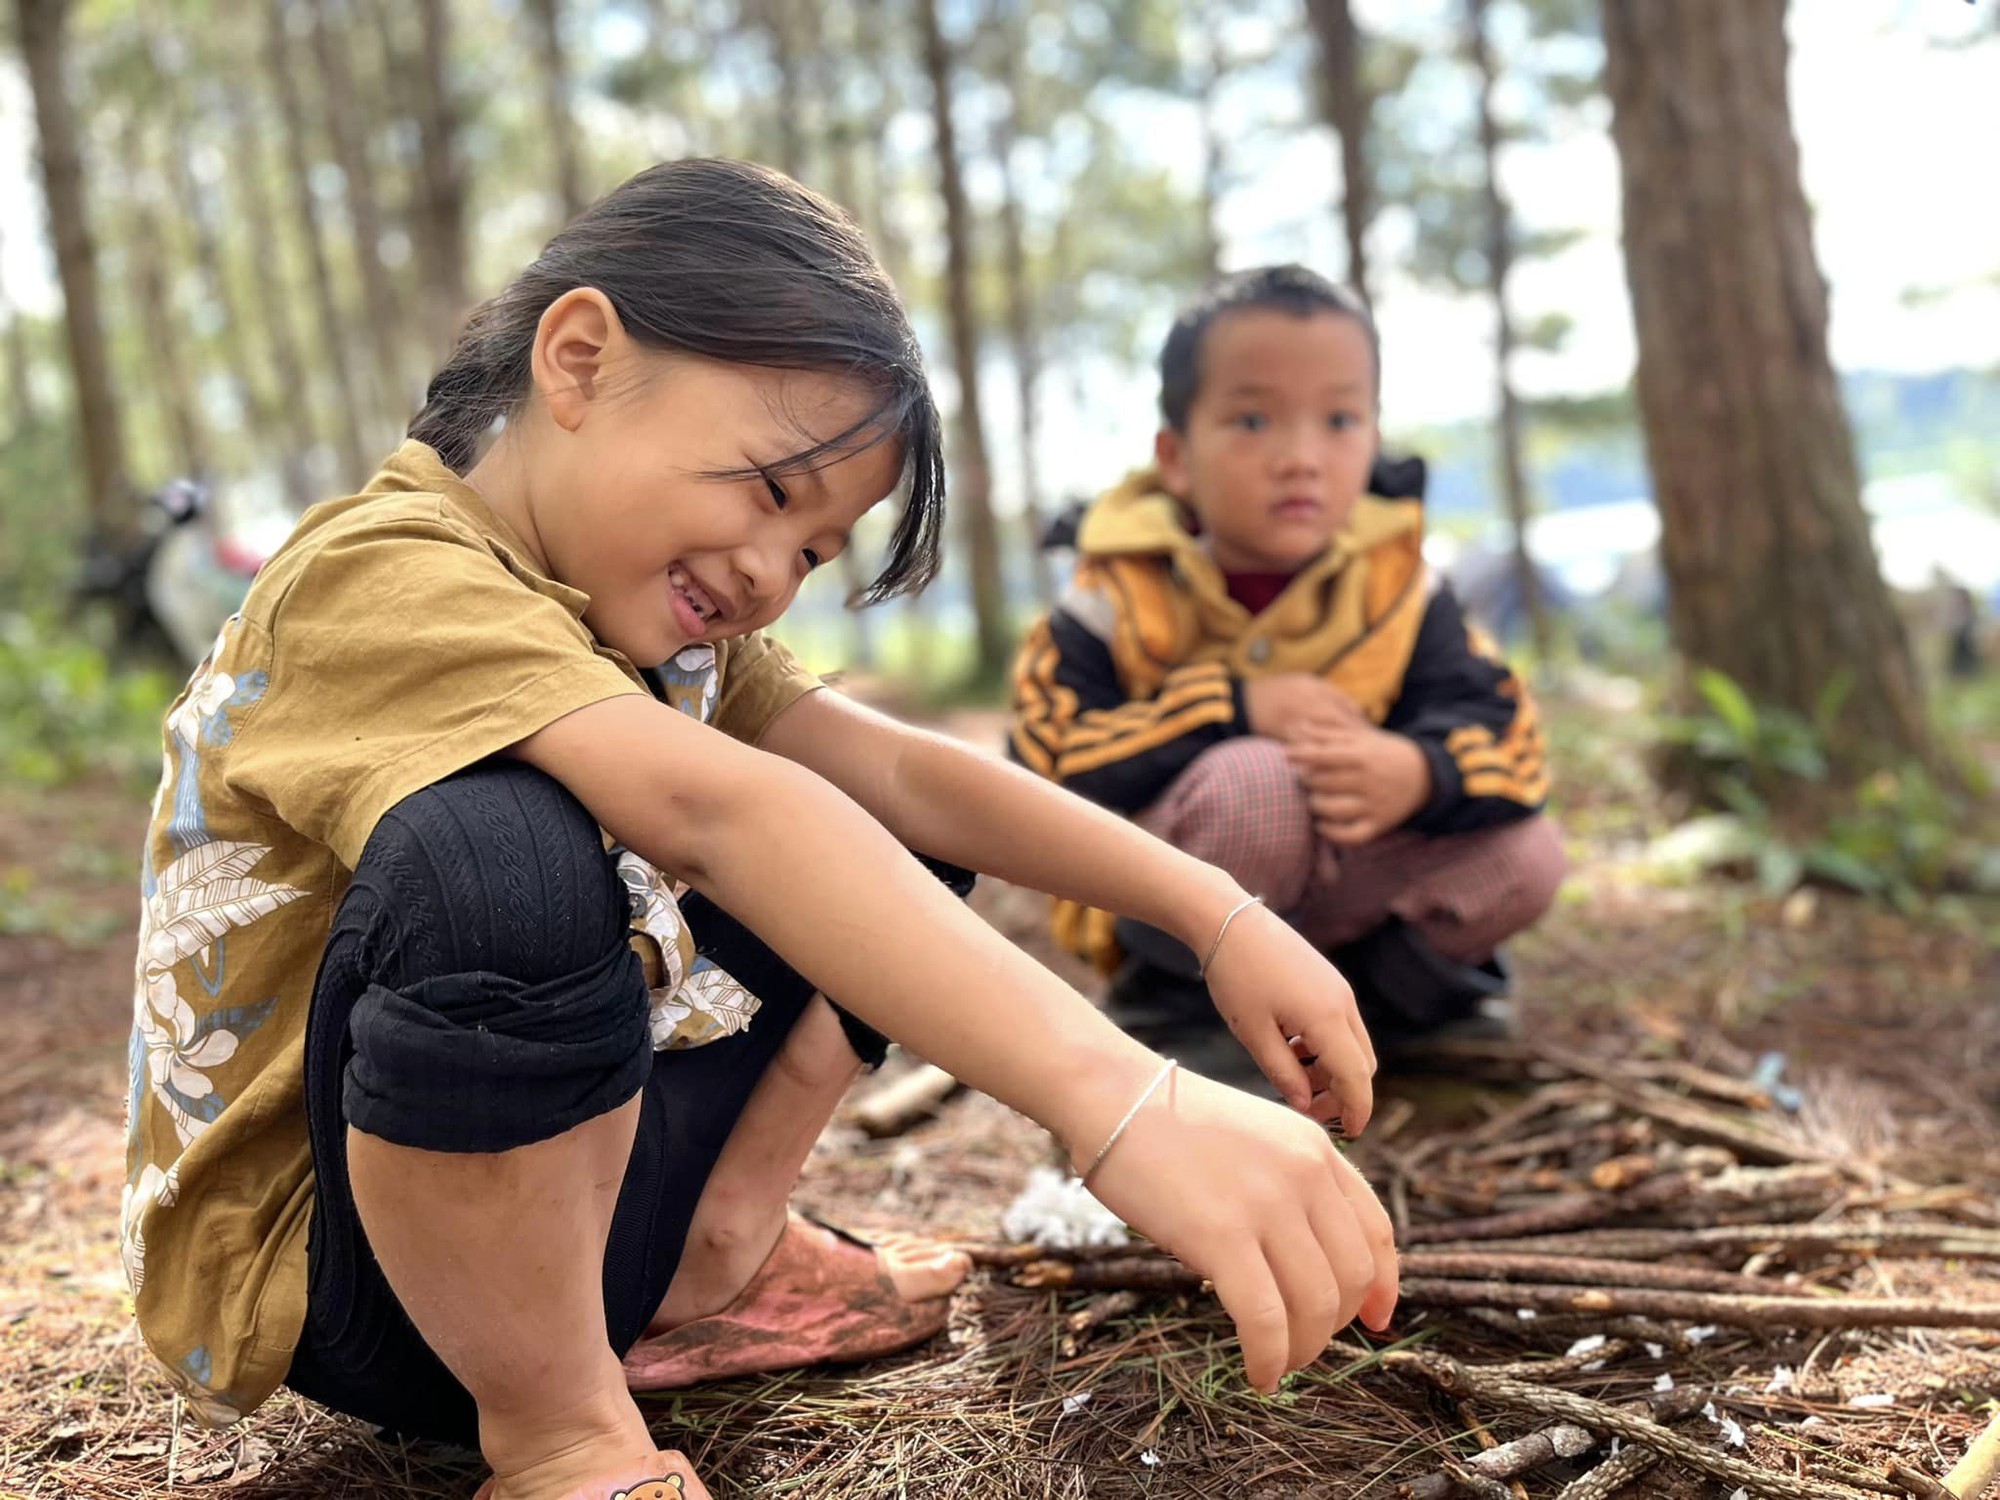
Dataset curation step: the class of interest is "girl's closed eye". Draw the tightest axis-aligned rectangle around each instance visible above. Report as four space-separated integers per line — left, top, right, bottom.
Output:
764 473 789 509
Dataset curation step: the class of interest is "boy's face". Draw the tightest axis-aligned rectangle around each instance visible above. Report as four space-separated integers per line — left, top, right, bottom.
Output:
1155 308 1379 575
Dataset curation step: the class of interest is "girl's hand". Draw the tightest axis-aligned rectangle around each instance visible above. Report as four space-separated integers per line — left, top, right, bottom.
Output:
1082 1067 1399 1393
1202 900 1377 1133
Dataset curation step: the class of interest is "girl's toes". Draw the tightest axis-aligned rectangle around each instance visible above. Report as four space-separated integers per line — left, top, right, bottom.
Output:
882 1242 971 1301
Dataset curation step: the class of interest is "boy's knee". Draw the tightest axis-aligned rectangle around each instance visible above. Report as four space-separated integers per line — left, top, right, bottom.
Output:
1479 815 1567 938
1146 739 1314 909
338 760 651 1153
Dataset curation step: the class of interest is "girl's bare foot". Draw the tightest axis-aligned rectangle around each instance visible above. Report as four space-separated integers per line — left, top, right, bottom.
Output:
625 1213 969 1389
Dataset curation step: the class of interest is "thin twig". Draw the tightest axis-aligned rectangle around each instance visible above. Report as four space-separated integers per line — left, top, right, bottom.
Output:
1400 1277 2000 1330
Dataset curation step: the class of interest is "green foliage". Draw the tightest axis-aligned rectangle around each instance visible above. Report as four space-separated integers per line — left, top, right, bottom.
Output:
0 612 173 790
1654 667 1994 908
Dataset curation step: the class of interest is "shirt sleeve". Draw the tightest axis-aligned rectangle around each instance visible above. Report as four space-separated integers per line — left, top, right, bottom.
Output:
225 509 647 868
1385 584 1550 835
712 630 823 745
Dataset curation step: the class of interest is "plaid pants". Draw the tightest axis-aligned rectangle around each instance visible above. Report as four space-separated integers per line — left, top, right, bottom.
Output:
1138 738 1566 964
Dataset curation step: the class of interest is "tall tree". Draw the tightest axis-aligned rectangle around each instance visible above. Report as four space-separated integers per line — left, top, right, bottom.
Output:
524 0 587 222
153 30 282 476
918 0 1010 683
1303 0 1374 306
1465 0 1548 657
411 0 471 363
220 58 317 496
0 225 35 434
989 0 1050 602
15 0 131 541
1601 0 1936 775
307 0 411 431
265 1 370 482
115 110 208 479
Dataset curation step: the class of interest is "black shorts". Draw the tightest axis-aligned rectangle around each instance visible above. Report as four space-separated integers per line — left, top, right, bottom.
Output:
282 760 970 1445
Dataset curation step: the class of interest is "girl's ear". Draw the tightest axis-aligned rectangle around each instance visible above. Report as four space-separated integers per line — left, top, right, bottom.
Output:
1154 425 1191 497
533 287 627 433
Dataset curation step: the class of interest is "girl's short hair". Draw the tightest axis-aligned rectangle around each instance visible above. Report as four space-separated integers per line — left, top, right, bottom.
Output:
409 158 943 603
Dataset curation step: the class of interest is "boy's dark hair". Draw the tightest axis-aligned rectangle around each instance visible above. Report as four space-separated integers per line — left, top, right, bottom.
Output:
409 158 943 603
1157 264 1378 432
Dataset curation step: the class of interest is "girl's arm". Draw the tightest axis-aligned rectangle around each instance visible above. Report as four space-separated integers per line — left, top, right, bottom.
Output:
759 689 1377 1129
511 693 1395 1393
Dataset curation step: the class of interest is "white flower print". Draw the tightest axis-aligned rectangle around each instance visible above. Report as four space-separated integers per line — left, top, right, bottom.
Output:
119 1161 180 1296
661 959 761 1049
166 666 237 748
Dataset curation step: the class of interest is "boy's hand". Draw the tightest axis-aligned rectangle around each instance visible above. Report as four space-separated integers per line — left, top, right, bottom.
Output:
1242 674 1366 744
1287 726 1432 845
1200 899 1376 1133
1082 1066 1398 1394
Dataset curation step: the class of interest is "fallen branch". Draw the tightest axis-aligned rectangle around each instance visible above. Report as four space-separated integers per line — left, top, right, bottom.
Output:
1552 1445 1662 1500
1397 1423 1594 1500
1411 1222 2000 1263
1401 1252 1777 1296
1384 1348 1878 1500
846 1062 960 1138
1402 1170 1703 1245
1943 1402 2000 1498
1401 1277 2000 1330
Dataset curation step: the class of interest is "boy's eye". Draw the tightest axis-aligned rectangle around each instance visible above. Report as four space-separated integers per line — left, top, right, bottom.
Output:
1231 413 1267 432
802 548 823 570
1328 412 1359 431
765 474 789 509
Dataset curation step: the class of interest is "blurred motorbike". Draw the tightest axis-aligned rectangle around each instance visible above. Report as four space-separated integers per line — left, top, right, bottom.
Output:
76 478 276 670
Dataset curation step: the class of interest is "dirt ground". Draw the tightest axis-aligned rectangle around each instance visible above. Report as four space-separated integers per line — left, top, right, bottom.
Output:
2 703 1996 1498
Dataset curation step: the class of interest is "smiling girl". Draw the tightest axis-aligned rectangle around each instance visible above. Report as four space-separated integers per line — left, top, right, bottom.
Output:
123 160 1397 1500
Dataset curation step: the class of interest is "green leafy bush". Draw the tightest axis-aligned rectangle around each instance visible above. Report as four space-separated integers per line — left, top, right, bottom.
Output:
0 612 174 789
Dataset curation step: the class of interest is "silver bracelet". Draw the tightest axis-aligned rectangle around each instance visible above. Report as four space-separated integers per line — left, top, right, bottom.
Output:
1081 1059 1178 1184
1198 894 1266 977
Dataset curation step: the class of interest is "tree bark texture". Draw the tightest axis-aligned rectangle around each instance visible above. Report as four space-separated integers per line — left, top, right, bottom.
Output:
266 1 371 483
115 115 208 479
992 0 1050 603
412 0 471 364
1600 0 1935 775
1303 0 1373 307
16 0 132 540
1468 0 1550 659
918 0 1011 684
308 0 412 431
222 69 317 501
525 0 587 222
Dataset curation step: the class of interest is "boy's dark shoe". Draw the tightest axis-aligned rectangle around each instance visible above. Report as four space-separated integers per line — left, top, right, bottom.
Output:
1327 918 1515 1055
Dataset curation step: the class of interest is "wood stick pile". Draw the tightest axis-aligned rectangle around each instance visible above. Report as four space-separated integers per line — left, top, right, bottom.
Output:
957 1037 2000 1499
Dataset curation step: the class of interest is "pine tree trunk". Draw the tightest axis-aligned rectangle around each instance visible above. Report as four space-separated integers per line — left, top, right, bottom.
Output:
412 0 471 363
525 0 587 222
1303 0 1373 307
1 243 34 434
1193 21 1226 283
116 114 208 479
1468 0 1550 659
266 0 372 484
992 4 1050 603
156 42 276 467
222 68 317 501
15 0 131 542
918 0 1010 685
308 0 411 431
1601 0 1936 777
806 1 875 670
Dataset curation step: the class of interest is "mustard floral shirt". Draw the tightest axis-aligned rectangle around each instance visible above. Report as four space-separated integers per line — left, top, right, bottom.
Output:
123 442 820 1425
